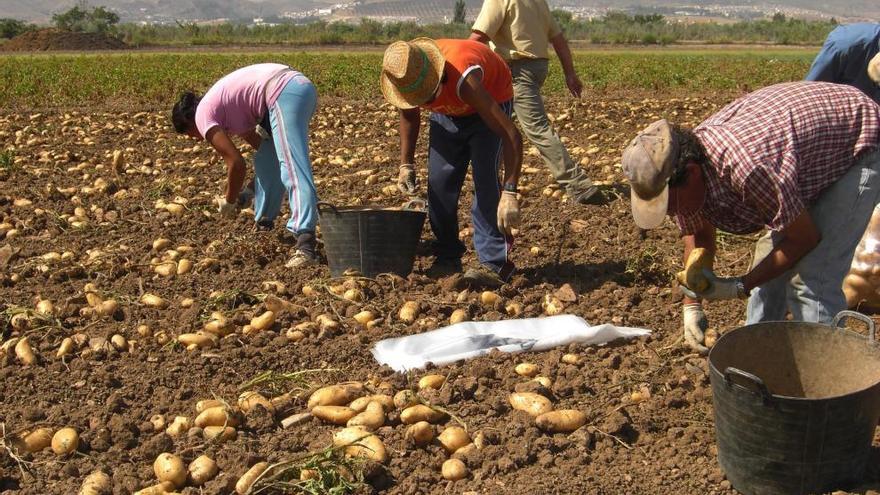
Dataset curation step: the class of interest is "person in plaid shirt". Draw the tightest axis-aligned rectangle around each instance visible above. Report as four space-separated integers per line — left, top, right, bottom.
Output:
622 82 880 352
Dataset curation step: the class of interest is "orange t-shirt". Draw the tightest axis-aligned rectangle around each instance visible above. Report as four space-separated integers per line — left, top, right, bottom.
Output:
423 39 513 117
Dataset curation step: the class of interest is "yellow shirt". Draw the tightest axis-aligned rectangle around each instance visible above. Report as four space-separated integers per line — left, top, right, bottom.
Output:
471 0 562 60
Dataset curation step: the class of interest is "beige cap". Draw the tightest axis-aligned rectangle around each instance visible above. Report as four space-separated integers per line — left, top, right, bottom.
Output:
869 52 880 85
380 38 445 109
621 119 679 229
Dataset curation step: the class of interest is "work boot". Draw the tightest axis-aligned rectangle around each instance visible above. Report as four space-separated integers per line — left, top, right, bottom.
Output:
425 257 462 279
286 231 318 268
462 265 506 289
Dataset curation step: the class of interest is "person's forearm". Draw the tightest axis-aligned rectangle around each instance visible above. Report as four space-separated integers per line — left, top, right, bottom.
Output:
399 109 420 164
225 158 247 203
469 31 489 44
741 237 817 293
500 129 523 187
682 227 716 304
551 33 577 78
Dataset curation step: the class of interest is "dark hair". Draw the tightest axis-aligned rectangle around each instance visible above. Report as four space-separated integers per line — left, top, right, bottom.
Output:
171 91 201 134
668 124 708 187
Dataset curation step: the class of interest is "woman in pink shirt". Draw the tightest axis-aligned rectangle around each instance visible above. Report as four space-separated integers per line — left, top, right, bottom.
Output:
171 63 319 267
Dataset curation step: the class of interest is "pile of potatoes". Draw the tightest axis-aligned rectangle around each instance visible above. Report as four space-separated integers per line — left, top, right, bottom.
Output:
509 361 588 434
13 426 79 455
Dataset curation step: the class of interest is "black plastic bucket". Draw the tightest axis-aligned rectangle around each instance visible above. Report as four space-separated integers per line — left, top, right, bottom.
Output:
318 201 426 278
708 311 880 495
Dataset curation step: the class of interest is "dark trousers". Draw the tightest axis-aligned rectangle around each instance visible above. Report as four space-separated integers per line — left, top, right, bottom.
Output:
427 100 514 276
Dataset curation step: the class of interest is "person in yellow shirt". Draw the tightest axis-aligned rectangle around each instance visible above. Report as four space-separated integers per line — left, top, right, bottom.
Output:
470 0 601 204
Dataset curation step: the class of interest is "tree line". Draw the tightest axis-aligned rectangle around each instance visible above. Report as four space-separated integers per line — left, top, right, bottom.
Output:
0 3 839 46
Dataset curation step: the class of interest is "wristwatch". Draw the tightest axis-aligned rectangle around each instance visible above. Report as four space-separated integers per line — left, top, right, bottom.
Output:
735 278 750 299
502 183 517 193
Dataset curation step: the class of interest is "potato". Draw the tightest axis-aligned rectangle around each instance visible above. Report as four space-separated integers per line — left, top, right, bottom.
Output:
480 291 500 307
203 313 232 336
165 416 190 438
441 458 468 481
150 415 165 431
352 310 376 327
505 302 523 317
405 421 434 446
393 390 419 409
704 328 719 348
173 258 193 275
51 427 79 455
196 399 223 413
535 410 587 433
154 452 186 488
514 363 540 377
189 455 218 486
676 247 713 292
418 374 445 390
400 404 447 424
94 299 118 318
79 470 111 495
110 334 128 351
630 386 652 403
307 383 363 410
35 299 54 315
437 426 470 454
333 426 388 463
177 332 215 348
132 481 175 495
238 391 275 415
533 376 552 388
509 392 553 417
449 309 468 324
154 261 176 277
312 405 357 425
451 442 477 460
250 310 276 331
347 401 385 430
141 293 168 308
235 462 268 495
18 428 52 453
398 301 420 323
195 406 240 428
203 426 237 443
561 353 581 365
350 394 394 413
541 295 564 316
343 288 364 302
57 337 74 359
15 337 35 365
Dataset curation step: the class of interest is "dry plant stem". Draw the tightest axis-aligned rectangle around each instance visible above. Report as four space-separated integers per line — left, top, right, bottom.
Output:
0 423 34 480
238 369 339 393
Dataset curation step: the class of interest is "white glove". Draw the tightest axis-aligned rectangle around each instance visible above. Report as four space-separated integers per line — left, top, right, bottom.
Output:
216 196 238 218
497 191 520 235
683 303 709 354
397 164 418 194
680 268 743 301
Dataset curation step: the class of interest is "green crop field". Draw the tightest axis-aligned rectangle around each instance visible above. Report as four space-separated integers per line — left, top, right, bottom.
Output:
0 48 817 110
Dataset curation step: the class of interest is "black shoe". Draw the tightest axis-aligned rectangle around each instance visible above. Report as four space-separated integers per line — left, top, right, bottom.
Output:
573 185 609 206
426 257 462 278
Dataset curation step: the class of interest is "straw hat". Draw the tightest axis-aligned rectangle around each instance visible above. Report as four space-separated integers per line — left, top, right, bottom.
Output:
869 52 880 85
380 38 445 109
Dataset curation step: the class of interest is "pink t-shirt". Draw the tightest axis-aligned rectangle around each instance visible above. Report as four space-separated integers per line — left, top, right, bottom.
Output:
195 63 299 138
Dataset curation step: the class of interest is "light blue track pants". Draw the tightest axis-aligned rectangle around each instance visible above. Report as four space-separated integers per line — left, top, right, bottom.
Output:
252 75 318 235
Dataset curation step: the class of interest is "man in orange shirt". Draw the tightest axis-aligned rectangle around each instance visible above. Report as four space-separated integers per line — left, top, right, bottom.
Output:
381 38 523 287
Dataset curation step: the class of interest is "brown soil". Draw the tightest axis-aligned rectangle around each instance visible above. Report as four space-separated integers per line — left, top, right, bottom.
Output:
0 29 127 52
0 93 878 495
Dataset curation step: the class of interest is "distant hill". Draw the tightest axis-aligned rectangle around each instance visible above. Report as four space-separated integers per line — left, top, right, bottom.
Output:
1 0 877 24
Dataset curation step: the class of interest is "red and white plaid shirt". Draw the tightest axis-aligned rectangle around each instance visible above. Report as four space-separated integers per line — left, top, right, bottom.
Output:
675 82 880 235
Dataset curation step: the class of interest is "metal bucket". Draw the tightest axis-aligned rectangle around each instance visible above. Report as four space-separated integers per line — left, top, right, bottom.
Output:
708 311 880 495
318 200 426 278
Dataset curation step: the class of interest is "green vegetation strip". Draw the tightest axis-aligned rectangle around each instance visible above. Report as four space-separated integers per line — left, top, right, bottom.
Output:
0 50 816 109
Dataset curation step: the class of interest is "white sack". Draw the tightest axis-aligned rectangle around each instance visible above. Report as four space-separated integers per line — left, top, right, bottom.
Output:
371 314 651 372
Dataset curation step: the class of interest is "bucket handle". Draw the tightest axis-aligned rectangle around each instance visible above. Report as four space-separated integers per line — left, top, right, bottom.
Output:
317 201 340 216
831 310 875 343
724 367 772 403
402 199 426 211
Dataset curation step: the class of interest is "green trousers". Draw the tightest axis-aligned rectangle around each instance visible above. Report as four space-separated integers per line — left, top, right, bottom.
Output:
509 57 593 196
